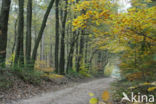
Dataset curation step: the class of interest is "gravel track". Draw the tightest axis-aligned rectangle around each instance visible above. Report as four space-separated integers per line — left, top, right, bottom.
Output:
16 78 114 104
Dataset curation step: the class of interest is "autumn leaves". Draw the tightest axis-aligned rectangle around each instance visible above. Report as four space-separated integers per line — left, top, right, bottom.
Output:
71 0 112 31
89 91 110 104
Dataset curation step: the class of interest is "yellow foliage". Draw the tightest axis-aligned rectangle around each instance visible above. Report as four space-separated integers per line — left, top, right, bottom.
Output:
43 74 64 79
142 82 151 86
128 86 137 90
72 0 113 31
72 0 156 55
71 0 156 86
131 0 152 8
89 92 95 97
148 87 156 92
68 0 74 3
35 60 55 72
129 81 156 91
109 6 156 45
6 53 15 65
36 67 55 72
126 72 143 81
89 98 98 104
101 91 110 102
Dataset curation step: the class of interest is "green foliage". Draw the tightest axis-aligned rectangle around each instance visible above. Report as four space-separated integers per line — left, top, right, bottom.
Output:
80 62 92 77
66 69 83 78
112 80 156 103
0 72 13 89
14 68 43 85
66 66 92 78
79 70 92 77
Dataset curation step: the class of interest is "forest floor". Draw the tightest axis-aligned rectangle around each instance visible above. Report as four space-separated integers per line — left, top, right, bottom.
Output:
12 78 114 104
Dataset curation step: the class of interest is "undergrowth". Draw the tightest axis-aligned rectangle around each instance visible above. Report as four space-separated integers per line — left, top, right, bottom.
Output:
112 79 156 103
14 68 43 85
0 67 44 89
0 70 13 89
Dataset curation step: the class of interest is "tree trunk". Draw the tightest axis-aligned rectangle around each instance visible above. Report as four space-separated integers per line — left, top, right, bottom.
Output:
59 0 68 75
55 0 60 73
0 0 11 67
15 0 24 67
32 0 55 67
11 18 18 66
66 31 79 73
102 51 109 72
75 37 79 71
76 31 84 72
84 39 88 64
89 49 98 70
40 34 45 61
26 0 32 67
12 18 18 55
49 43 53 67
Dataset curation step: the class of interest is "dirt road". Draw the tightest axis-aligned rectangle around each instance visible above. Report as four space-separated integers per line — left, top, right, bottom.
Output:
16 78 114 104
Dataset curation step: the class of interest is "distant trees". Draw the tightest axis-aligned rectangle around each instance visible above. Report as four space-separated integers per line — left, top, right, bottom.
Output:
0 0 114 76
32 0 55 67
0 0 11 67
72 0 156 80
53 0 111 75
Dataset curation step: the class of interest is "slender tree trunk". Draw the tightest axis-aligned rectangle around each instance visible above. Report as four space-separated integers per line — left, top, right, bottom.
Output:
45 52 48 67
84 39 88 64
12 19 18 55
66 32 79 73
41 34 45 61
59 0 68 75
75 37 79 71
89 49 98 70
40 43 42 61
55 0 60 73
11 18 18 66
76 31 84 72
49 43 53 67
40 33 45 67
32 0 55 67
102 51 109 72
0 0 11 67
141 36 147 81
26 0 32 67
15 0 24 66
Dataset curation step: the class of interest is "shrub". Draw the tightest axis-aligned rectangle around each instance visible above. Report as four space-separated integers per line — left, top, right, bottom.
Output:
15 69 43 85
0 73 13 89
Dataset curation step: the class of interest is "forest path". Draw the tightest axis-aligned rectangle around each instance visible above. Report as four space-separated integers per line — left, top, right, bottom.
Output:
17 78 114 104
